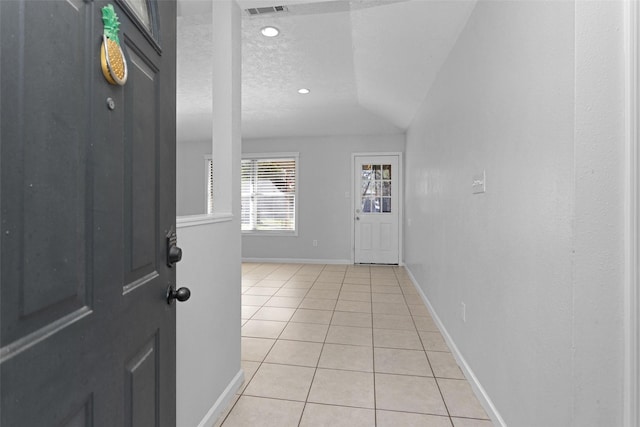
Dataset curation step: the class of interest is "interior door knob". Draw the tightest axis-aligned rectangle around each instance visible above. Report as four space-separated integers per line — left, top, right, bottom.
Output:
167 286 191 304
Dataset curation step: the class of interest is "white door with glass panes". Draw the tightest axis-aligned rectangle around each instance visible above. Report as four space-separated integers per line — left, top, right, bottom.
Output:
354 155 399 264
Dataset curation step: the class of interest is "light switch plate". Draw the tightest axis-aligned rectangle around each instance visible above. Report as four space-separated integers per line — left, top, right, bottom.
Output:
472 170 486 194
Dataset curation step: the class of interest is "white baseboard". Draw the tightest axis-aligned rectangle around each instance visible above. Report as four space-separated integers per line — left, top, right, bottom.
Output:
404 268 506 427
242 257 352 265
197 369 244 427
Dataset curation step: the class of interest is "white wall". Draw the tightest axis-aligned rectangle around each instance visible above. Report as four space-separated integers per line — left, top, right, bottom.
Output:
573 1 625 425
242 134 405 263
176 1 242 426
176 219 241 427
404 1 624 426
177 139 210 216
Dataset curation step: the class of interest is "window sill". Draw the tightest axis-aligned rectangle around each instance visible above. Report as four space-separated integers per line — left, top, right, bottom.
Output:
177 213 234 228
242 230 298 237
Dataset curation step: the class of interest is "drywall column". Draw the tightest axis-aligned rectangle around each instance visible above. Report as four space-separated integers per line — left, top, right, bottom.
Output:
211 0 240 214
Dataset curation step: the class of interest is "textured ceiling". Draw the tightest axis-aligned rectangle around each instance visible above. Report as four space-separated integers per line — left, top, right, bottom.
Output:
177 0 476 141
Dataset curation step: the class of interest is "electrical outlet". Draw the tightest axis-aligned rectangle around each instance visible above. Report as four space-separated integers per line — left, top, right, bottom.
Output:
461 302 466 322
313 240 318 247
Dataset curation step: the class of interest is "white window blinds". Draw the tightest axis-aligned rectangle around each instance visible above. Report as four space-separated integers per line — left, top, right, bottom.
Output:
241 156 297 232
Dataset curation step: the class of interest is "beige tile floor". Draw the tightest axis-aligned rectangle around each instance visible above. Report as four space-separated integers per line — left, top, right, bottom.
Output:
217 263 494 427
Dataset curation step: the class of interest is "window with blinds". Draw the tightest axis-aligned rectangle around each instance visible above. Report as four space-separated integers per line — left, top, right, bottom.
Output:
206 157 214 214
241 155 297 232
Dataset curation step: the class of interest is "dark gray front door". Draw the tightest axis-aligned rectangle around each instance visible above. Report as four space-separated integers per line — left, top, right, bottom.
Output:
1 0 177 425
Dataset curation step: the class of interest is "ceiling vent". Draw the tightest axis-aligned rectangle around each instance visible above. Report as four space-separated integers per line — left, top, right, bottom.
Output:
245 5 289 16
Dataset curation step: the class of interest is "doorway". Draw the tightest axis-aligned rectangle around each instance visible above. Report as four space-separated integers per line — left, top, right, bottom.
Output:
353 154 402 264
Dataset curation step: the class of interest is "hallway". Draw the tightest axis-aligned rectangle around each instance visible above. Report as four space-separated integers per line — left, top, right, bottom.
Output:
217 263 493 426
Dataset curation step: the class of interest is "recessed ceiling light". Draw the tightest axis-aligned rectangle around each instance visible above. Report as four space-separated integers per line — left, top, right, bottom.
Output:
260 26 280 37
298 88 310 94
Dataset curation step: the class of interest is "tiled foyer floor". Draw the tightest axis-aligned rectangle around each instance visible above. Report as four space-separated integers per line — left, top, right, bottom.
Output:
217 263 494 427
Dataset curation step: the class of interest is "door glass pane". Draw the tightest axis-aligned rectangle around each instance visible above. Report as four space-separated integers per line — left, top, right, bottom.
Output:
382 181 391 196
361 166 370 179
373 165 381 179
361 180 372 196
362 197 372 213
383 164 391 179
360 162 392 214
361 165 373 198
123 0 152 31
373 197 382 213
382 197 391 213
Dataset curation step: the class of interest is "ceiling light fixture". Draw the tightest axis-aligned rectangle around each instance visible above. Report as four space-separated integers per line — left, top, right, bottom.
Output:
298 88 310 94
260 26 280 37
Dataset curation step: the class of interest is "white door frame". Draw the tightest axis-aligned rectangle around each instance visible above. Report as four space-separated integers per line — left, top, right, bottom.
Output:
625 1 639 426
351 152 403 265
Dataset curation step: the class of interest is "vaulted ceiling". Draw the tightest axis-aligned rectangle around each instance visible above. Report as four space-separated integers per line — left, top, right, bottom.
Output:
177 0 476 141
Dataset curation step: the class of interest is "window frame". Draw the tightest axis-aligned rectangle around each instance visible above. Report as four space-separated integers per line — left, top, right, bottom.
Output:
241 152 299 236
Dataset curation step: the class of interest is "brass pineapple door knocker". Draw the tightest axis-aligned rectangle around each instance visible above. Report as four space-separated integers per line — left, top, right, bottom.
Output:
101 4 128 86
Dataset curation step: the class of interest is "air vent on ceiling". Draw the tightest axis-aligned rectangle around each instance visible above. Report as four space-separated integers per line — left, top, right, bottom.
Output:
245 5 289 16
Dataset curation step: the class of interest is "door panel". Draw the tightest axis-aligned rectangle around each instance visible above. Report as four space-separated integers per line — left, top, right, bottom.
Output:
354 155 400 264
360 224 372 250
61 398 94 427
123 44 159 284
0 0 92 350
1 1 177 425
125 334 159 427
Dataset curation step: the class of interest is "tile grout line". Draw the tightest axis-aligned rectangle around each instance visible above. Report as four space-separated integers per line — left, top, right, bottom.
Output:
296 264 325 427
238 263 308 426
297 264 344 427
221 264 275 426
368 266 380 426
395 267 455 424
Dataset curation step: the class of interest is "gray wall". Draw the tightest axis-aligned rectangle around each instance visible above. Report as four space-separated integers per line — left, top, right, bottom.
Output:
573 2 624 425
242 134 405 262
177 139 210 216
176 218 241 427
404 1 624 426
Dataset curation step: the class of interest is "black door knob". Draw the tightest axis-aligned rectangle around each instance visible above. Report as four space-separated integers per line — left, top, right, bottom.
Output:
167 286 191 304
168 245 182 265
